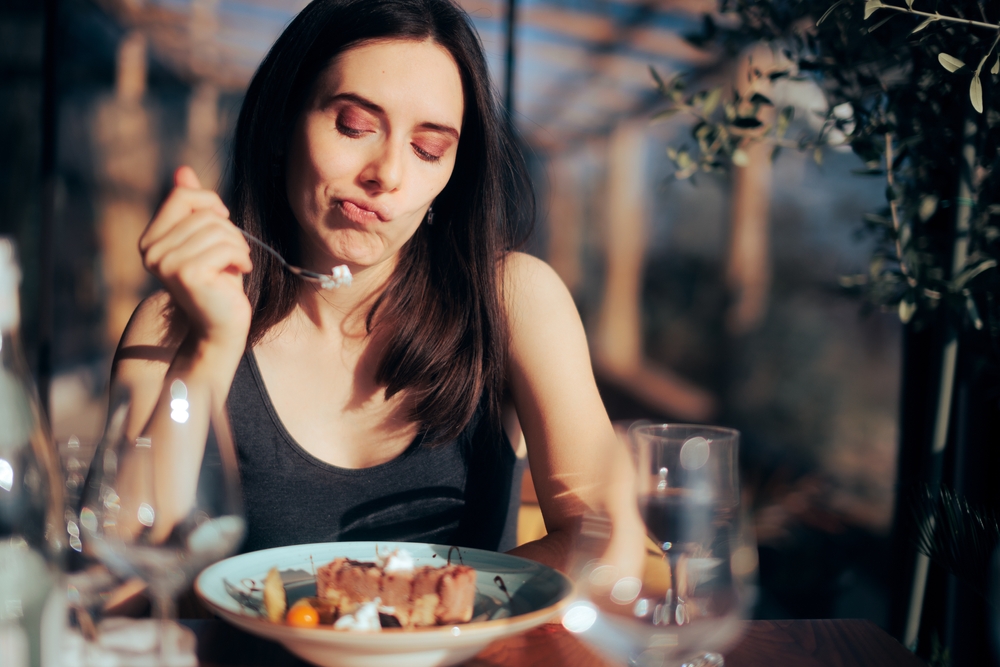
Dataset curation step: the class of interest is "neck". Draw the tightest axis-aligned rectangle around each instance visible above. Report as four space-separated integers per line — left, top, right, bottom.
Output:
294 257 397 336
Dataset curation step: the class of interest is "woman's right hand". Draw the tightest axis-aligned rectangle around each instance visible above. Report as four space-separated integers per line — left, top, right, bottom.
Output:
139 166 253 354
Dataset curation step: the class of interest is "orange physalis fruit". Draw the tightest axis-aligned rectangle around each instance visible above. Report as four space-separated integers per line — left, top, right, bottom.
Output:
286 602 320 628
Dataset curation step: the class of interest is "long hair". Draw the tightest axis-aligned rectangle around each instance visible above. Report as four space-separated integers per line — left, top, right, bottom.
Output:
229 0 534 443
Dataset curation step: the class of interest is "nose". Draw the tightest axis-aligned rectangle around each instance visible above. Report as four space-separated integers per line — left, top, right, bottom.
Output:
361 137 403 193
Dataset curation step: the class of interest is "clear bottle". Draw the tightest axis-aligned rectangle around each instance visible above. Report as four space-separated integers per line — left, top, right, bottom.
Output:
0 237 64 667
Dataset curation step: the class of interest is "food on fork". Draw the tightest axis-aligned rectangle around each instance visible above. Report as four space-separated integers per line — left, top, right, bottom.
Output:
319 264 352 290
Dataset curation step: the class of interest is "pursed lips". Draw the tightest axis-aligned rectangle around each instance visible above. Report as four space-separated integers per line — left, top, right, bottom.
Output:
338 198 391 224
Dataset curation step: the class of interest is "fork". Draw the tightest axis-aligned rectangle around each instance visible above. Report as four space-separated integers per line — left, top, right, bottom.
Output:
239 229 352 289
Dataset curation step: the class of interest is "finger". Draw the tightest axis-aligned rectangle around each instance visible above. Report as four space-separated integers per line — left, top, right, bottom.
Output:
165 242 253 295
141 189 230 250
174 165 202 190
149 229 251 285
150 210 246 260
143 219 253 281
155 226 252 281
142 211 239 270
172 167 227 217
189 240 254 278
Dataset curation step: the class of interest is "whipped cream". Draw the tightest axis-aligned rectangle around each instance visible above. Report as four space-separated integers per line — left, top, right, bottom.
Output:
333 599 382 631
383 549 415 573
319 265 352 290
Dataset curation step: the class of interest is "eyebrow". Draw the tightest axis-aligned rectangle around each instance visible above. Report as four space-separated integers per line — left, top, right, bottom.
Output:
325 92 460 140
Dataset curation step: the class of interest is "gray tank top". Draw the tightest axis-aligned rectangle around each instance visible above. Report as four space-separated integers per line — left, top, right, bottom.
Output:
227 351 524 553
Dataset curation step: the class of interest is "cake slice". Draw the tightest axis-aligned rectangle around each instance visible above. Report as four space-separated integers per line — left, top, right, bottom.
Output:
314 551 477 629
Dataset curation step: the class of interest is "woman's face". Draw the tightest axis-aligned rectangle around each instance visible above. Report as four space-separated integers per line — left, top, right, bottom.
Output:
286 38 464 273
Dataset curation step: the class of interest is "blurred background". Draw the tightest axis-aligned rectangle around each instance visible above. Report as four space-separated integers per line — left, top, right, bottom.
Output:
2 0 899 643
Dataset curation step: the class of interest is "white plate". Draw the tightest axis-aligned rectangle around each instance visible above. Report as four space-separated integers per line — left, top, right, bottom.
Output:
195 542 574 667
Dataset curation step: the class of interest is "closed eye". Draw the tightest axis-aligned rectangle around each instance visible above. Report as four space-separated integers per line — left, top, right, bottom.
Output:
337 121 370 138
412 144 442 162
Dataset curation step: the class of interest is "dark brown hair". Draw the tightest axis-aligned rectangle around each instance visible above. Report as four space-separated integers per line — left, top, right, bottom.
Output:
229 0 534 443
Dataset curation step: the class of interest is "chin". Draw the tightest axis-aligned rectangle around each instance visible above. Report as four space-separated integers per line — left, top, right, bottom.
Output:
317 229 386 266
327 243 388 270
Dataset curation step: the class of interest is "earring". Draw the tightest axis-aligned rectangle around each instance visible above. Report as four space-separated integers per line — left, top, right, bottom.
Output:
426 205 434 226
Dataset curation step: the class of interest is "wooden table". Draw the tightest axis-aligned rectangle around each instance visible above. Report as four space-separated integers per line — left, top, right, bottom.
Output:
188 618 926 667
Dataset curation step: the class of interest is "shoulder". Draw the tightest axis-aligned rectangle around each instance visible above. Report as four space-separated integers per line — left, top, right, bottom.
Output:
500 252 585 361
501 251 575 321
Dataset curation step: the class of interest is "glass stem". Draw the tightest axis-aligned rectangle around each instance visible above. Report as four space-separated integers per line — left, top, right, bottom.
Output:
150 584 176 663
151 589 175 622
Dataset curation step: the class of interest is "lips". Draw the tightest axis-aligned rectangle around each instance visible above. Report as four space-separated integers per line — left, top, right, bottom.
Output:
338 198 390 224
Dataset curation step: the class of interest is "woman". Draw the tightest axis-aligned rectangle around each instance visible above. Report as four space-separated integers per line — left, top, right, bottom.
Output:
113 0 632 571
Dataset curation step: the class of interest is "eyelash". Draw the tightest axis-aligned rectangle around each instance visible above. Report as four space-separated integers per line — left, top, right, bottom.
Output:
337 118 443 163
412 145 442 163
336 122 367 138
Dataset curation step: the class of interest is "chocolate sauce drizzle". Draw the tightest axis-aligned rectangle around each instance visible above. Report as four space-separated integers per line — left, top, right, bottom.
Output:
493 576 512 602
447 546 464 566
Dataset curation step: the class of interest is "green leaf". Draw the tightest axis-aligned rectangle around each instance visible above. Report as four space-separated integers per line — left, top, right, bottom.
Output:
992 57 999 75
703 88 722 116
919 194 939 222
732 148 750 167
938 53 965 72
951 260 997 289
870 257 885 280
776 106 794 137
817 0 847 26
966 294 983 330
864 0 883 20
866 14 894 33
899 298 916 324
652 108 681 123
650 66 668 94
911 17 935 34
970 75 983 113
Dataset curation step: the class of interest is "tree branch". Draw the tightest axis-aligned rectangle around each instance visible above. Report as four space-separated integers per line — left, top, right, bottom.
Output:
885 133 919 289
873 3 1000 31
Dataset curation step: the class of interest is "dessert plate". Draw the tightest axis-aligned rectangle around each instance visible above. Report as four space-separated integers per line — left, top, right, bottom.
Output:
195 541 574 667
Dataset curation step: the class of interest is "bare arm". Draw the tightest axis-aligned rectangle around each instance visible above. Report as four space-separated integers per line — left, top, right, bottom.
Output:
111 166 251 536
503 253 643 572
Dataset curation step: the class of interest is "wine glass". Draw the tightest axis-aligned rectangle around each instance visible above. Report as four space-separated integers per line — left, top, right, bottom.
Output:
564 424 757 667
79 380 245 660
